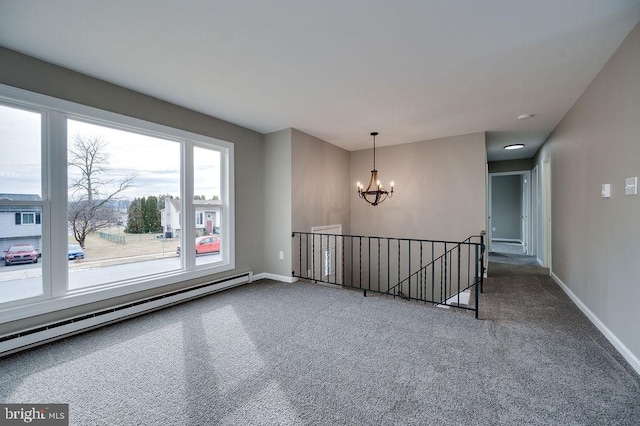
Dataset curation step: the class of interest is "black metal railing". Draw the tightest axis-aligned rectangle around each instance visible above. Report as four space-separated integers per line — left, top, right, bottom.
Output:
292 232 485 318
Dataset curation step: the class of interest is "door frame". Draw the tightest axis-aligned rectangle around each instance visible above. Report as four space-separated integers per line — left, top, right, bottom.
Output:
542 159 552 268
530 165 539 258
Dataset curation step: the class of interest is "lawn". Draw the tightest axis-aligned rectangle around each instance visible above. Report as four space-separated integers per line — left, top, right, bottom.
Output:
69 226 178 264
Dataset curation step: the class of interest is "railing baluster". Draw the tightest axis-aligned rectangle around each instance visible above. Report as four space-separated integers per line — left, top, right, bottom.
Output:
331 235 338 284
480 232 485 293
358 236 362 289
420 242 423 302
408 241 411 301
299 233 302 278
444 243 448 303
319 234 323 282
431 241 435 303
467 241 471 289
475 244 479 319
311 233 315 281
377 238 381 292
387 238 390 295
457 244 461 306
368 237 371 291
341 234 345 286
397 239 401 297
350 236 353 287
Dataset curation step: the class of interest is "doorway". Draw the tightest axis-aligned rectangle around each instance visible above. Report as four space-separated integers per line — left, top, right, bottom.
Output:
488 171 531 256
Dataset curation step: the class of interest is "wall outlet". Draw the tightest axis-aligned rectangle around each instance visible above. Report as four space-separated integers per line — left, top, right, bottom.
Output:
492 227 496 232
602 184 611 198
279 251 284 260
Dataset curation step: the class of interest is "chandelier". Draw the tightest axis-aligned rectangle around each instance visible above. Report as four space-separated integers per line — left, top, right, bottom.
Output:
357 132 394 206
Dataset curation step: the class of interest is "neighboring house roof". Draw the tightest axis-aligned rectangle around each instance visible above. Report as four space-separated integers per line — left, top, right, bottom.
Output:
0 206 41 213
194 199 221 208
0 193 42 201
0 194 42 213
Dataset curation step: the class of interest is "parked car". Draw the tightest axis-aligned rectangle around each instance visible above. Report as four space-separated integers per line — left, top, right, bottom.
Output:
68 244 85 260
4 244 39 266
176 235 221 256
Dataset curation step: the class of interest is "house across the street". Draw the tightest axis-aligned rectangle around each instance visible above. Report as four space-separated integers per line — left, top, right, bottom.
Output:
161 197 221 239
0 193 42 258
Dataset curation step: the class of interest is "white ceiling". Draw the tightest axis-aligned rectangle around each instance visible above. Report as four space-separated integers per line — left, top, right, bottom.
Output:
1 1 639 161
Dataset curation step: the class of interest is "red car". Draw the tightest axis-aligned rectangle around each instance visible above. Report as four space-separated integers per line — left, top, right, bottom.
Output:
176 235 221 256
4 244 39 266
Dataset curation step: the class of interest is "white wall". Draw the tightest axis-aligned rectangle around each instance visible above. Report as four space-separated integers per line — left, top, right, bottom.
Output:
535 23 640 367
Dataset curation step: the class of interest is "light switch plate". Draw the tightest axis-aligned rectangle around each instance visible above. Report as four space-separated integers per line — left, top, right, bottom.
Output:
601 184 611 198
625 177 637 196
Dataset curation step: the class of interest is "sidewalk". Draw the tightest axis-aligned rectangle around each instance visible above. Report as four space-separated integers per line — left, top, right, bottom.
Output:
0 252 177 283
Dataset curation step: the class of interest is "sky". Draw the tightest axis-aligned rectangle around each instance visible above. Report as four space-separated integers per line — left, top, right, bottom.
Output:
0 104 221 201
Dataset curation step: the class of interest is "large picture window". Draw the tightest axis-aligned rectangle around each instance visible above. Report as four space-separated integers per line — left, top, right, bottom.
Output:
66 119 182 290
0 85 234 318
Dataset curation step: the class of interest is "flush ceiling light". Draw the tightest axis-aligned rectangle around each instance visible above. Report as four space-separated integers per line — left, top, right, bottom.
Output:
357 132 394 206
504 144 525 150
517 113 535 120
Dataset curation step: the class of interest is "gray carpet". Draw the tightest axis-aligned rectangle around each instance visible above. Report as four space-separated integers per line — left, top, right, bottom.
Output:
1 262 639 425
491 241 525 255
490 242 540 267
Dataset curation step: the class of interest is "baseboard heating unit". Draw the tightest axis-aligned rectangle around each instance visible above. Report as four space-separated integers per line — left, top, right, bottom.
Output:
0 271 253 357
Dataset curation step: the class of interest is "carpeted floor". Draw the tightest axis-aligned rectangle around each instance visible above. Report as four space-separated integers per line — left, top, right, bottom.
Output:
1 260 639 425
491 241 525 255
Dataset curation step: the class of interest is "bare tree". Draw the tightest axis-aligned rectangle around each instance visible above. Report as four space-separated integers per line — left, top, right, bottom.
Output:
68 134 135 247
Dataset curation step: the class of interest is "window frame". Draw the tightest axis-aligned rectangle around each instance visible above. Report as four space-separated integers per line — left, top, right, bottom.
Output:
0 84 235 323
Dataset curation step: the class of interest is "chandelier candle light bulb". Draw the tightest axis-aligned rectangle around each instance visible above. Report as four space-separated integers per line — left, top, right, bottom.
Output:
357 132 394 206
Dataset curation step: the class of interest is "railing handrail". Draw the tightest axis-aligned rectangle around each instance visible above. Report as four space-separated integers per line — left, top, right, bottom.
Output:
292 231 484 247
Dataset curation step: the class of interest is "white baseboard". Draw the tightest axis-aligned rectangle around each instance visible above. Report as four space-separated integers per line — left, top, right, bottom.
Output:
536 257 543 266
252 273 298 283
550 271 640 376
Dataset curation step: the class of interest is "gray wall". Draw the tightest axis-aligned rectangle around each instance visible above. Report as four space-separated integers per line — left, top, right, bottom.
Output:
491 175 522 240
291 129 351 235
350 132 487 241
263 129 292 277
0 47 265 333
535 23 640 362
